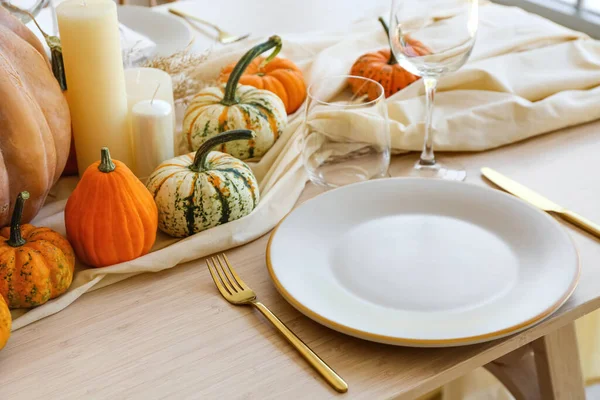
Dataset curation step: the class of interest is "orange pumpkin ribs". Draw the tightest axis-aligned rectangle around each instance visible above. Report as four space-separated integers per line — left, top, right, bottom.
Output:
0 192 75 309
348 17 430 101
64 148 158 268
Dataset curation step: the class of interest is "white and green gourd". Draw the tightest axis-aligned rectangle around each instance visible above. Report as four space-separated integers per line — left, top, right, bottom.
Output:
146 130 260 238
182 35 287 160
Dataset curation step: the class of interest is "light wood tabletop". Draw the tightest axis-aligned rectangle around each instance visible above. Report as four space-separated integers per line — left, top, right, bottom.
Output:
1 120 600 399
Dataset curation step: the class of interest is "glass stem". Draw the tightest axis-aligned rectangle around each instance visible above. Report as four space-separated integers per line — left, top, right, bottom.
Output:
419 77 438 166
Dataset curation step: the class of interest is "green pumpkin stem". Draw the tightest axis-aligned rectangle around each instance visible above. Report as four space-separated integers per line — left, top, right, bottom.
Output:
378 17 398 65
221 36 282 106
7 4 67 90
191 130 255 172
6 191 30 248
48 41 67 91
98 147 116 173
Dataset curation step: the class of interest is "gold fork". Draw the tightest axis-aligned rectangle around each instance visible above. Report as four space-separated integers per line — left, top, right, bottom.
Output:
169 9 251 44
206 254 348 393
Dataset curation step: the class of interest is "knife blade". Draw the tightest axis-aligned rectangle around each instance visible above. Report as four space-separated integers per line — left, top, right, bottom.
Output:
481 167 600 239
480 167 563 213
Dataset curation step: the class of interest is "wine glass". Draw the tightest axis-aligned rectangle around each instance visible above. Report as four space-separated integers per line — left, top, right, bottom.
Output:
0 0 48 24
389 0 478 180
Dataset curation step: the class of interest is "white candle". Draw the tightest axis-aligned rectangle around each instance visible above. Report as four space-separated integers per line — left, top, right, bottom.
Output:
125 68 175 117
131 99 174 181
57 0 133 174
124 67 176 147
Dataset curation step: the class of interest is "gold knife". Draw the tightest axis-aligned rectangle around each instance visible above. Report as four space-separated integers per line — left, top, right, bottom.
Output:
481 167 600 239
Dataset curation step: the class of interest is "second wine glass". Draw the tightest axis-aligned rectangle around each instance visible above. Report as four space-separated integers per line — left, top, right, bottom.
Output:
389 0 478 180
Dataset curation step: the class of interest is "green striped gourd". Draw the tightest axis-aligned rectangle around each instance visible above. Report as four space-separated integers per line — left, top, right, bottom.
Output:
183 36 287 160
146 130 260 238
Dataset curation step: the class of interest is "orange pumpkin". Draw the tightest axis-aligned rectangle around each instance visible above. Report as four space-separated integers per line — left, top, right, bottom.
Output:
219 55 306 115
349 17 430 100
0 192 75 309
0 294 10 351
0 8 71 227
64 148 158 268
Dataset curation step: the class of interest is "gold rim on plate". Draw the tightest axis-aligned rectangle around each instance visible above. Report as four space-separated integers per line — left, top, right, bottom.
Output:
265 212 581 347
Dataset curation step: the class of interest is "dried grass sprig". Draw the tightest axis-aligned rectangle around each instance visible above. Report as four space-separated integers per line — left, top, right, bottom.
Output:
143 42 216 105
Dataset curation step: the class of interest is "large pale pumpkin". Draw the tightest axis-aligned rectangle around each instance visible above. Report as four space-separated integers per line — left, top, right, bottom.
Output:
65 148 158 267
183 36 287 160
0 294 9 351
0 192 75 308
0 8 71 227
147 130 260 238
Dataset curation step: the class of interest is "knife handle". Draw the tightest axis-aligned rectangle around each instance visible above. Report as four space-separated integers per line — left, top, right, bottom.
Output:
560 210 600 239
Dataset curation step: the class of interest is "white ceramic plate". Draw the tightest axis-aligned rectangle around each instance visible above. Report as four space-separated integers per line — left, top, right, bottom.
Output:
267 178 580 347
154 0 389 52
117 5 192 56
156 0 388 35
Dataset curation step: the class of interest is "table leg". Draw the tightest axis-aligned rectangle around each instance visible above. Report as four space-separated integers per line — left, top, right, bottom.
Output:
532 322 586 400
484 322 585 400
485 346 540 400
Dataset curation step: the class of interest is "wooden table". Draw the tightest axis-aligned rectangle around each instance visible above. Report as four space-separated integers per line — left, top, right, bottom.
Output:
1 121 600 399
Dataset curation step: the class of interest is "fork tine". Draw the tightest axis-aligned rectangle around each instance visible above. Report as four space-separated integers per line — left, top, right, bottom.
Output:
219 254 248 291
206 258 231 296
215 254 241 292
212 256 238 294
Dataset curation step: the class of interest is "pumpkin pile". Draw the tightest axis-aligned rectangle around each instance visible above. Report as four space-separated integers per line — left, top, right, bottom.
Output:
147 129 260 238
183 35 288 160
0 7 71 227
349 17 430 100
0 12 283 334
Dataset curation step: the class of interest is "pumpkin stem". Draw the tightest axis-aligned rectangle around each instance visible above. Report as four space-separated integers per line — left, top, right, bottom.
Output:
258 39 282 70
191 130 255 172
98 147 116 173
49 42 67 91
378 17 398 65
6 192 30 248
5 3 67 90
222 36 282 106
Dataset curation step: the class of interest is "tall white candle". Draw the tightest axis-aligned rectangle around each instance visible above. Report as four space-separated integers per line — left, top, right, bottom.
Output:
131 99 174 181
57 0 133 174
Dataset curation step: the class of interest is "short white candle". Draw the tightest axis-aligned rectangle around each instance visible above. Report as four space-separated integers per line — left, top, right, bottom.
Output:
131 99 175 181
125 68 175 117
125 68 177 151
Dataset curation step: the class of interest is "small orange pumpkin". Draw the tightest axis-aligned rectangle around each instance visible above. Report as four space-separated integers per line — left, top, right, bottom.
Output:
0 191 75 308
219 54 306 115
64 148 158 268
0 294 10 350
349 17 430 100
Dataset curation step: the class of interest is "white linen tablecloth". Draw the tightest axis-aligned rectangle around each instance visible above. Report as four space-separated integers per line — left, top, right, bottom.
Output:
12 1 600 397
